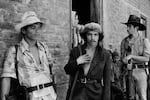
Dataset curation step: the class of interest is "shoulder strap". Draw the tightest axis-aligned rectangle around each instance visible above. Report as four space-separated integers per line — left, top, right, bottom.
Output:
68 45 82 100
40 43 48 57
78 45 82 56
39 42 53 75
14 45 19 82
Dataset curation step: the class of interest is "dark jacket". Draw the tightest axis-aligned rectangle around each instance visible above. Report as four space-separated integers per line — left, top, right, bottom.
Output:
64 45 111 100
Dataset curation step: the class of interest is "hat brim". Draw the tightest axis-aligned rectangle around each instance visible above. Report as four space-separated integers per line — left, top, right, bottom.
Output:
15 18 44 33
121 22 146 31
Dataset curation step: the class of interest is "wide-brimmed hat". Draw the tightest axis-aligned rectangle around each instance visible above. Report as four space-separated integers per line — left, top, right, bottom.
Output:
15 11 44 32
122 15 146 31
82 22 102 34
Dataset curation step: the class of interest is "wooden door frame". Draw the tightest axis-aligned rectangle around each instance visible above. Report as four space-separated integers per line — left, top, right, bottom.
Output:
69 0 103 49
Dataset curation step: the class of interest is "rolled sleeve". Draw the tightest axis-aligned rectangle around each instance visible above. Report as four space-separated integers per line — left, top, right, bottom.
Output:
143 38 150 57
1 46 16 79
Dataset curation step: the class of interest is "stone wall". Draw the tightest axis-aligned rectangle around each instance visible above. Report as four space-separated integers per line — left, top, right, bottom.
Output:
0 0 70 100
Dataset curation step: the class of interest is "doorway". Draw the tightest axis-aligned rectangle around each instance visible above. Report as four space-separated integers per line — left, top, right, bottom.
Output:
72 0 102 25
70 0 103 48
72 0 91 25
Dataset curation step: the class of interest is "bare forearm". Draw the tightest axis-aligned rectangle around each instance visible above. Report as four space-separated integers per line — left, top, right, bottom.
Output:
1 78 11 100
132 55 149 63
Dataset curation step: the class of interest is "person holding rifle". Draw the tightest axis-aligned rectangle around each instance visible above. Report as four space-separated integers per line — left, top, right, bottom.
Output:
64 22 111 100
121 15 150 100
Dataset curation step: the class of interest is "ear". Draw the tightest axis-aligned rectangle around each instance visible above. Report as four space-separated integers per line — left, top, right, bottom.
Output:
21 28 26 35
134 25 139 30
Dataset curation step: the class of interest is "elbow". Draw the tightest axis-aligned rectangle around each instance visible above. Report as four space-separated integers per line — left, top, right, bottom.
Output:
1 77 11 98
64 65 70 75
64 64 73 75
145 56 149 62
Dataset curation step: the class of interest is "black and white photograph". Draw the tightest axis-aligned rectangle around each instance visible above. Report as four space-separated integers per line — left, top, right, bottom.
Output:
0 0 150 100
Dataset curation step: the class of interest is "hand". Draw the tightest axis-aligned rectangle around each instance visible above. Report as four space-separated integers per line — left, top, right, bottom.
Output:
77 54 91 65
123 55 133 64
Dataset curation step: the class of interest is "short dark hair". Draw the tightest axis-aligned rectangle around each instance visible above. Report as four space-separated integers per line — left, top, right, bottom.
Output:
127 24 139 31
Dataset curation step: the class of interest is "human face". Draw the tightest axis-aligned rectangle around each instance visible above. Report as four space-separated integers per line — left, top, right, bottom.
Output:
24 23 41 40
113 56 120 63
127 24 136 36
86 31 99 47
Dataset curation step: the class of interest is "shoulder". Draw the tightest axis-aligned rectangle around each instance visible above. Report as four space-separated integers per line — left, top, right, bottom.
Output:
121 36 128 44
143 38 150 52
141 37 150 47
100 48 112 66
101 48 111 58
38 41 48 48
69 45 85 57
70 46 80 54
38 41 49 52
7 46 16 54
102 48 110 55
4 45 17 60
71 46 80 51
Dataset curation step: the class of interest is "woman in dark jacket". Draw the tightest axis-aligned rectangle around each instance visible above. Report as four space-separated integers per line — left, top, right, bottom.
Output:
64 22 111 100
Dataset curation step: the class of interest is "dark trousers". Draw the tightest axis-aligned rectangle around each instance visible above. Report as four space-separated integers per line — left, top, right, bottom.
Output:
111 82 124 100
147 75 150 100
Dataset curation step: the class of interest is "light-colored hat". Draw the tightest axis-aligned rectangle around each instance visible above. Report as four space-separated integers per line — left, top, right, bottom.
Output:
81 22 104 41
15 11 44 32
82 22 102 34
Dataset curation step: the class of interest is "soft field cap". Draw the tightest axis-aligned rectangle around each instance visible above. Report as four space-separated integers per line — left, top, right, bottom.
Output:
15 11 44 32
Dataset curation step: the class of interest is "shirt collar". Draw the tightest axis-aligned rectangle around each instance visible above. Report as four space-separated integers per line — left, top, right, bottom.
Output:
19 38 44 53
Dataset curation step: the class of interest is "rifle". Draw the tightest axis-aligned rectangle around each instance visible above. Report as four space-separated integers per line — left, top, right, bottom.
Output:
145 62 150 100
49 63 57 92
126 59 134 100
68 45 82 100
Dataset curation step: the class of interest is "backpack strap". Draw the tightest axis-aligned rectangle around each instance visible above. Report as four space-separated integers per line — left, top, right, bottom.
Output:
14 45 20 85
39 42 57 91
39 42 53 75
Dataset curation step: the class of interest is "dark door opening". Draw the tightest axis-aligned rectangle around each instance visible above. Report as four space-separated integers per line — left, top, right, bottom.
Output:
72 0 91 25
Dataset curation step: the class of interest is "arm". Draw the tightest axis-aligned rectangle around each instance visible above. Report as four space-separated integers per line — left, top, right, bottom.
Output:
103 53 111 100
1 78 11 100
132 55 149 63
64 48 79 76
1 47 17 100
125 38 150 64
135 38 150 63
64 47 90 76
